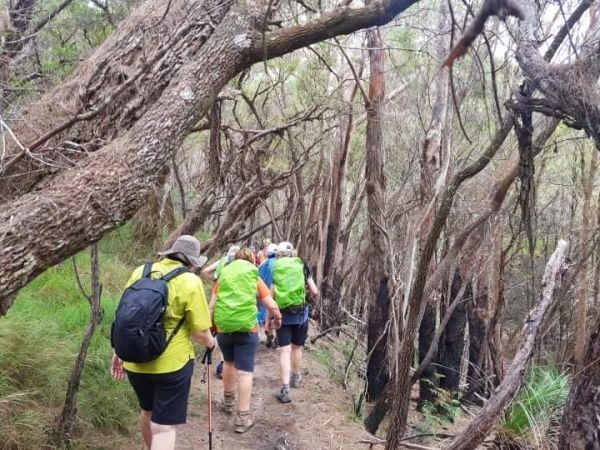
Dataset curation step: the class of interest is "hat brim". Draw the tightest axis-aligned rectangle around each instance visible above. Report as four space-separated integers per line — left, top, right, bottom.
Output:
158 250 208 268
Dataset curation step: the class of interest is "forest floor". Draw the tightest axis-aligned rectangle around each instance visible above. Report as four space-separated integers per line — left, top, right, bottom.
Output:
177 338 366 450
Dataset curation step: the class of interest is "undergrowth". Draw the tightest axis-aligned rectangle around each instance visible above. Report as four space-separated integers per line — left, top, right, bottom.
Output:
0 226 144 449
498 367 570 449
309 329 366 422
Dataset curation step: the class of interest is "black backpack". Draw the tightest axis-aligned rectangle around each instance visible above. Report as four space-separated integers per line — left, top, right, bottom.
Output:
111 263 188 363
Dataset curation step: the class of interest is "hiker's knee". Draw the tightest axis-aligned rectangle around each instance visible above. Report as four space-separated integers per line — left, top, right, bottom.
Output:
150 422 176 449
278 344 291 354
150 421 176 437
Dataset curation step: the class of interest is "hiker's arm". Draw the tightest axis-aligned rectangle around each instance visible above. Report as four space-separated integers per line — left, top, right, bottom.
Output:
307 278 319 298
257 279 282 327
200 260 219 279
187 277 216 350
191 329 216 350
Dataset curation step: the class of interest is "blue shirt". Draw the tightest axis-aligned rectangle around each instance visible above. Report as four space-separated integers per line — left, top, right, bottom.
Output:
258 256 276 288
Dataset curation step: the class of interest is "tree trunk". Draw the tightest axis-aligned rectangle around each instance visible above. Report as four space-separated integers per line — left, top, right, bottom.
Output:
464 289 489 404
574 149 598 364
558 321 600 449
438 272 469 393
55 244 102 444
322 85 356 327
447 240 569 450
0 0 422 315
416 3 450 406
418 302 437 408
365 22 390 403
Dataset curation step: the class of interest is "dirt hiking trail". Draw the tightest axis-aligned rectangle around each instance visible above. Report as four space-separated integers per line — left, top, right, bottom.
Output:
176 340 365 450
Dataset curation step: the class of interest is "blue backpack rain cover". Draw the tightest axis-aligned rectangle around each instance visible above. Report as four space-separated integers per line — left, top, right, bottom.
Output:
111 263 188 363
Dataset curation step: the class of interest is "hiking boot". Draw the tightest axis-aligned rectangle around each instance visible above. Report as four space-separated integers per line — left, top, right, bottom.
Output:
290 372 301 388
234 411 255 433
276 386 291 403
216 360 224 379
222 391 235 415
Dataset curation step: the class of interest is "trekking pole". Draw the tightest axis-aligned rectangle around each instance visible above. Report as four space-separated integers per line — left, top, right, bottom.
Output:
201 347 213 450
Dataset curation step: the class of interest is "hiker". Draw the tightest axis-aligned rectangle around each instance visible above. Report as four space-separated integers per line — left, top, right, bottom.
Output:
256 238 272 265
201 244 240 281
110 235 216 450
258 242 279 348
210 247 282 433
201 245 240 380
270 241 319 403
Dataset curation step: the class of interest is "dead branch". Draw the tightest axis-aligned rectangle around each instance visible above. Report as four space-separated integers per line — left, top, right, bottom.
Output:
443 0 524 68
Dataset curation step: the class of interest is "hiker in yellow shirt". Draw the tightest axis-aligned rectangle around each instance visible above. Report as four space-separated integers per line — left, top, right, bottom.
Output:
111 235 215 450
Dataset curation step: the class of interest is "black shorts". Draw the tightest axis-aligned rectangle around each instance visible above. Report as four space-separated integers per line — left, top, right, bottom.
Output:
217 332 259 372
126 360 194 425
277 320 309 347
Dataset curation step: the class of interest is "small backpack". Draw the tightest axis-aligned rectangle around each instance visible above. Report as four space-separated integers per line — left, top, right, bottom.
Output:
111 263 188 363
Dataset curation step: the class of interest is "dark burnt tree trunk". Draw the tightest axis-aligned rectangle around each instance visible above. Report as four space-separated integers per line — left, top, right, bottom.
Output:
438 272 469 393
558 321 600 449
364 21 391 402
464 289 489 405
418 302 437 408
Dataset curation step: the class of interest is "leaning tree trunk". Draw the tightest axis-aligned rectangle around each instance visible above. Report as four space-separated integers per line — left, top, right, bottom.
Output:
446 240 569 450
364 21 391 403
558 320 600 449
0 0 422 315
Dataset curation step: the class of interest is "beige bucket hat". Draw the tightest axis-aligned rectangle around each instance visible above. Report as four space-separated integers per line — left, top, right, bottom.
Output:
159 235 207 267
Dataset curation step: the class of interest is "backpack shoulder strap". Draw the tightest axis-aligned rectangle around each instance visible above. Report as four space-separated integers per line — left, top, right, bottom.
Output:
142 263 153 278
162 266 189 282
166 316 186 346
162 266 190 346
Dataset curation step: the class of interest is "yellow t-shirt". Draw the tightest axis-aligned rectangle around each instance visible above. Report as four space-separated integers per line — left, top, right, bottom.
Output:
122 258 211 374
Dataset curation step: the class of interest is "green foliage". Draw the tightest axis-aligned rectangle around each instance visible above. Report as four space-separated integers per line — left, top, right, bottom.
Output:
0 231 139 449
420 382 463 428
498 367 570 448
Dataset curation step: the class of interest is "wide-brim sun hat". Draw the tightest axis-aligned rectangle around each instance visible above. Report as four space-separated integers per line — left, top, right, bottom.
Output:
159 235 207 267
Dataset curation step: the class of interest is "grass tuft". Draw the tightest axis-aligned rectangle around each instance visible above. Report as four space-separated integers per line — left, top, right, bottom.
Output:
498 367 570 449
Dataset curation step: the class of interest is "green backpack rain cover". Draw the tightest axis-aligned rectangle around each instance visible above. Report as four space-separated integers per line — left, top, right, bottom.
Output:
214 259 258 332
273 257 305 310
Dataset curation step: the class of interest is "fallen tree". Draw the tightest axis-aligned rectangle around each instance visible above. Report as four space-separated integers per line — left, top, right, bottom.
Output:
0 0 422 315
